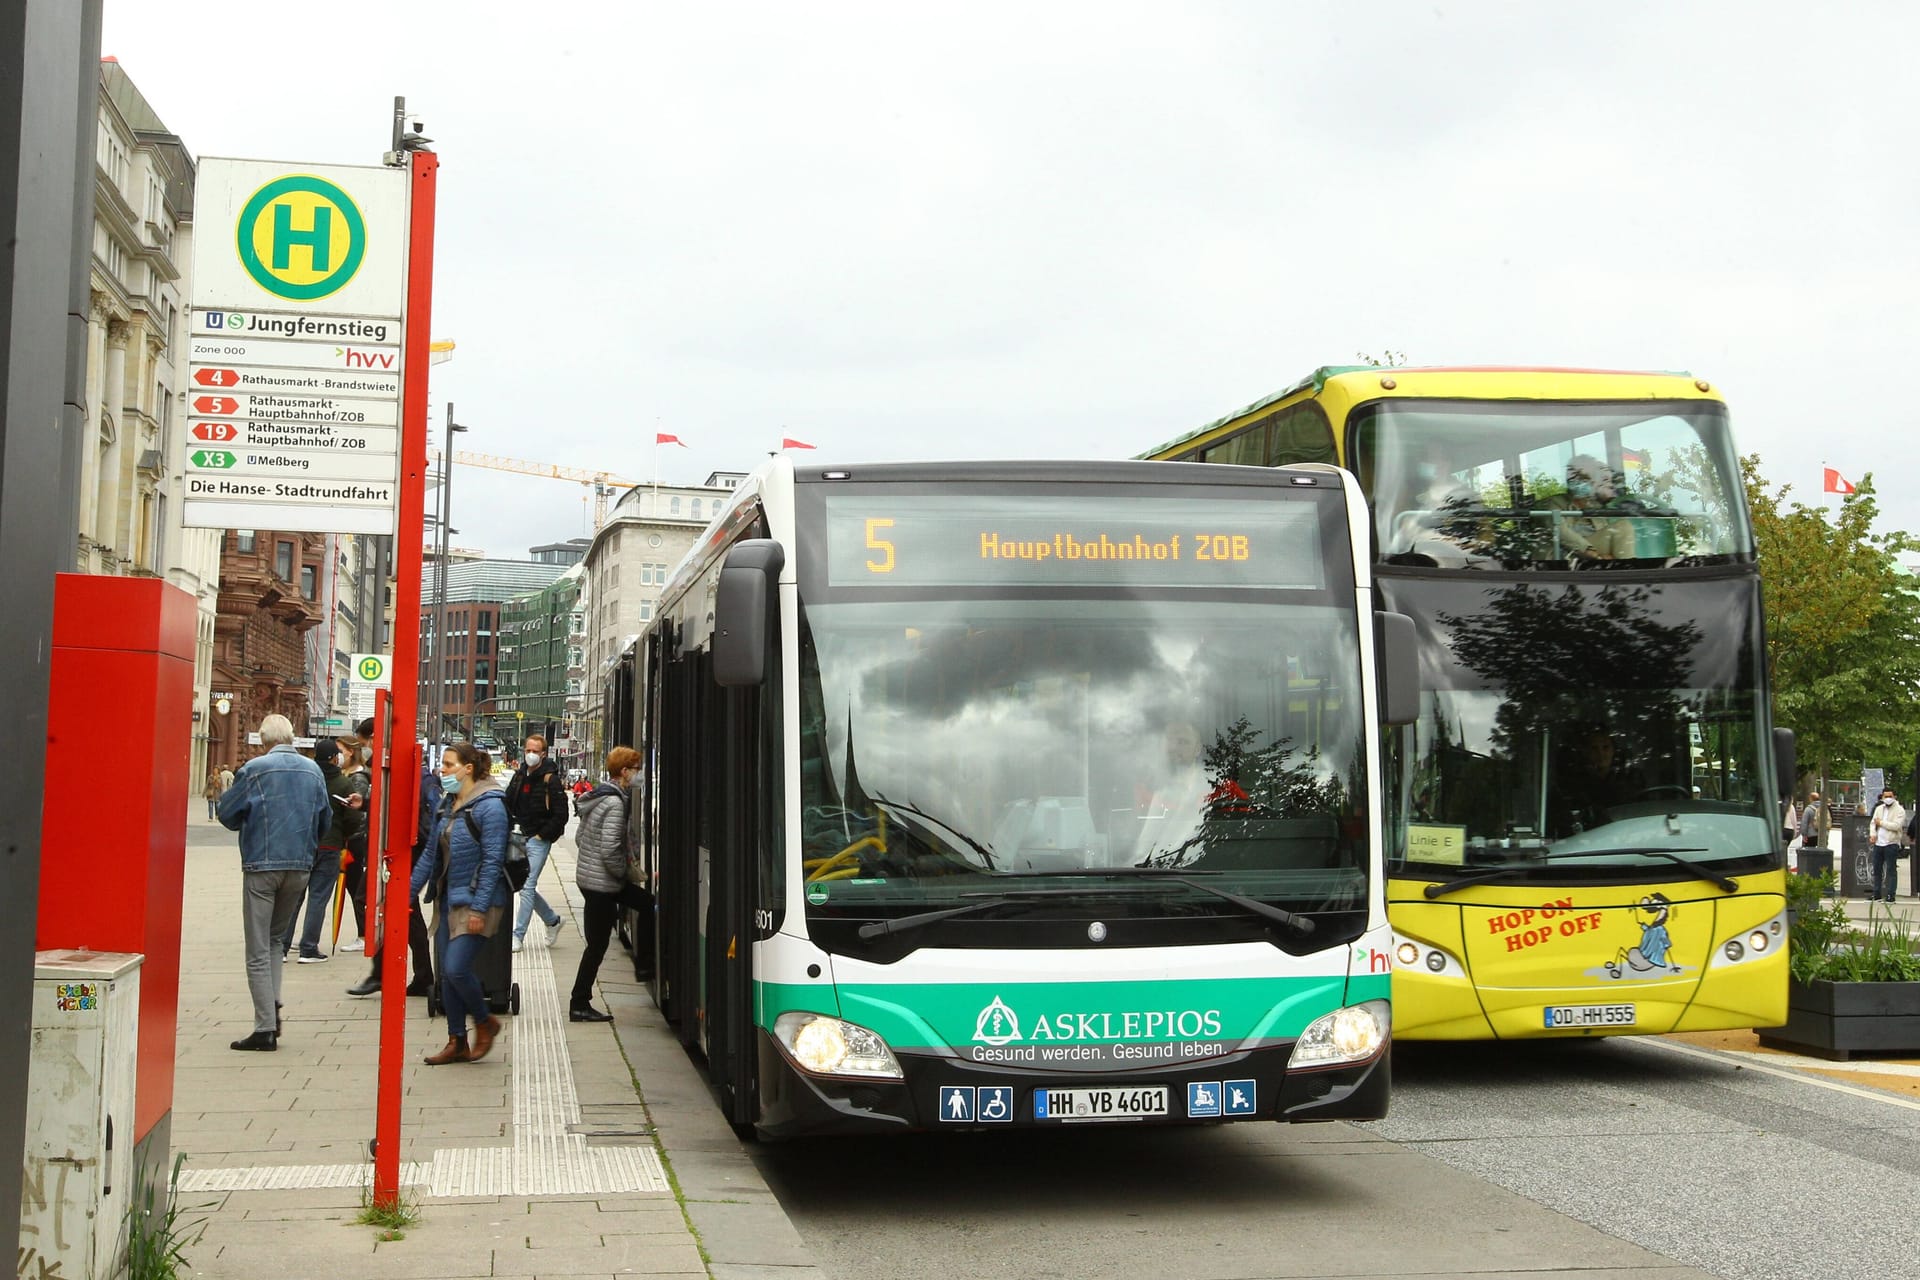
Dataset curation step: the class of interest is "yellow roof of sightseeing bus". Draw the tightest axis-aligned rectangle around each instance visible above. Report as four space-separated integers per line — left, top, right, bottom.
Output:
1136 365 1726 460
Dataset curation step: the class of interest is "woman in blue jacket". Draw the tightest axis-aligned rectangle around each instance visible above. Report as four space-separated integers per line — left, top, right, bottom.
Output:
412 741 512 1064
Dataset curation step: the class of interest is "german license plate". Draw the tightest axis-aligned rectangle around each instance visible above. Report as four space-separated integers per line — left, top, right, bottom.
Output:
1543 1003 1636 1029
1033 1086 1168 1121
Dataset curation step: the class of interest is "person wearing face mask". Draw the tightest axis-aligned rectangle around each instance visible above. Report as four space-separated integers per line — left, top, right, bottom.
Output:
566 746 653 1022
1869 787 1906 903
410 741 511 1064
504 733 570 954
1552 455 1635 562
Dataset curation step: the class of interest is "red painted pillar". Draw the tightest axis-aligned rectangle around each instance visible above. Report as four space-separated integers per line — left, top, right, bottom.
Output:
38 573 195 1154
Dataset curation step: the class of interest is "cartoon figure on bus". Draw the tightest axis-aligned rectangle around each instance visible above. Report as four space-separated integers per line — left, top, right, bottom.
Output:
1604 893 1680 978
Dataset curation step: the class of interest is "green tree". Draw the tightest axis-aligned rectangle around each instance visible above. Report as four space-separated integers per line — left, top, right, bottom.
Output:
1743 455 1920 788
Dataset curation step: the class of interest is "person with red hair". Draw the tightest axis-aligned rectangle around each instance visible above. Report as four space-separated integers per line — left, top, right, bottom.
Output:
567 746 652 1022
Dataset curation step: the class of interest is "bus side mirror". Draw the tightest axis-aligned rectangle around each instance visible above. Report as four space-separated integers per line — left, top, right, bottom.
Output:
1376 611 1420 726
713 539 785 688
1772 727 1796 799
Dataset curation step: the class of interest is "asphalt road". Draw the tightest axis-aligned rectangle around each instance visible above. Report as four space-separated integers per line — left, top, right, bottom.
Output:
751 1037 1920 1280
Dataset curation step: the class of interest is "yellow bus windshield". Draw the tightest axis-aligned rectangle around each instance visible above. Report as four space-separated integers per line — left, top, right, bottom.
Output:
1351 399 1749 569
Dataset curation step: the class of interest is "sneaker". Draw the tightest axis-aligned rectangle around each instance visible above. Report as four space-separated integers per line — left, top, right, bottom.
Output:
338 939 364 953
297 952 328 964
545 918 564 947
511 935 524 954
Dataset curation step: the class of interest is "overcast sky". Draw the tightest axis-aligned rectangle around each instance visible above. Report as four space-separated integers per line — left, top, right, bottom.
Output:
106 1 1920 558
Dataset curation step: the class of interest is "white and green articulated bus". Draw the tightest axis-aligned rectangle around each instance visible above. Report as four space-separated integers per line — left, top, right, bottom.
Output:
615 456 1419 1138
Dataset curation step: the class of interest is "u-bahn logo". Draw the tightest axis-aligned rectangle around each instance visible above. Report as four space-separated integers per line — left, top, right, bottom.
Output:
236 175 366 301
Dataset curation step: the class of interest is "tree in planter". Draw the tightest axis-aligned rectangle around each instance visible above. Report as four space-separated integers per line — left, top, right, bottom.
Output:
1742 458 1920 788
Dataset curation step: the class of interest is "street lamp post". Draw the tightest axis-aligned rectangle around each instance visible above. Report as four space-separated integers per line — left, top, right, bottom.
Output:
430 403 467 745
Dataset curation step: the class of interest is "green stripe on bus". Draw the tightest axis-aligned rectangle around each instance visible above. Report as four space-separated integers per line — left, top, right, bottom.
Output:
757 975 1354 1050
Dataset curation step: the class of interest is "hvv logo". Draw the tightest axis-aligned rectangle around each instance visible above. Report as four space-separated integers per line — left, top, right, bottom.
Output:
337 347 396 370
1355 946 1391 974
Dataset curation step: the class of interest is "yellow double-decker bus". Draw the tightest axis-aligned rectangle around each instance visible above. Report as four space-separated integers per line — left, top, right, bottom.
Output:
1141 366 1793 1040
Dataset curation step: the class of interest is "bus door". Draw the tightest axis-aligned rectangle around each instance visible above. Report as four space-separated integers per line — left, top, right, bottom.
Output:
655 639 702 1040
703 677 764 1126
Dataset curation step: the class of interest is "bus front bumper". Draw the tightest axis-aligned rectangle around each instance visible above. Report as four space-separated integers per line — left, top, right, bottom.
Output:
752 1032 1389 1140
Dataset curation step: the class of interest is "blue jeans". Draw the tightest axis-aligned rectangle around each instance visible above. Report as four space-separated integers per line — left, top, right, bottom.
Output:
436 912 491 1038
290 848 341 957
1872 844 1902 901
512 835 561 941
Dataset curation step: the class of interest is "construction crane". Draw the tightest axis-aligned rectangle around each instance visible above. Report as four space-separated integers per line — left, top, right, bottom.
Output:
428 449 639 530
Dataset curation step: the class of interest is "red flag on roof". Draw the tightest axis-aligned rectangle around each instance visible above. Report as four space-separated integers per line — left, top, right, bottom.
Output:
1824 467 1855 495
781 437 816 450
656 432 687 447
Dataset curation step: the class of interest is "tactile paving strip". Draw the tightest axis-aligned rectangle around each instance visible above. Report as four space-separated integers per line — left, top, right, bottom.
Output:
180 911 668 1199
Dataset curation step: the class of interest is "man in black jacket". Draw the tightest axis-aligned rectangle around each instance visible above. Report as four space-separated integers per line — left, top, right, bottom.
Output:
291 738 368 962
505 733 569 953
348 725 438 998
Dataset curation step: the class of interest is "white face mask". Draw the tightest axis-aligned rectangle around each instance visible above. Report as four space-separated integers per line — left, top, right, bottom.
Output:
524 752 542 768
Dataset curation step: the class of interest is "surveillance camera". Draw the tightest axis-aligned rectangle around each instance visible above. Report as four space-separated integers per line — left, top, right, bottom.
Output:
412 120 424 132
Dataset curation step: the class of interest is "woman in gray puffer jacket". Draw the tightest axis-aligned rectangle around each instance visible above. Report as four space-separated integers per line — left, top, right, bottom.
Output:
568 746 654 1022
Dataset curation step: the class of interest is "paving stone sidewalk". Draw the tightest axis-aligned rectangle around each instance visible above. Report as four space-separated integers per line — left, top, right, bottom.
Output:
173 810 821 1279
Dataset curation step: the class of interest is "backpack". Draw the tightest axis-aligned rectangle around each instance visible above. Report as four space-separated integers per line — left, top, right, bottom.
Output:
461 794 531 893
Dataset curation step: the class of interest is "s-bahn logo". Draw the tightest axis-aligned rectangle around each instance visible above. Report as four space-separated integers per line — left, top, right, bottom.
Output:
973 996 1022 1046
236 175 367 301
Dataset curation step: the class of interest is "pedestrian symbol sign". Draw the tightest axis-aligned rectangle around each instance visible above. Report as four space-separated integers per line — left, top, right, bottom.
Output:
237 175 367 301
938 1086 975 1122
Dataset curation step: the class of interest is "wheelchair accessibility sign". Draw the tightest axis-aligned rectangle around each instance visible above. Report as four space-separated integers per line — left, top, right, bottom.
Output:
938 1085 1014 1123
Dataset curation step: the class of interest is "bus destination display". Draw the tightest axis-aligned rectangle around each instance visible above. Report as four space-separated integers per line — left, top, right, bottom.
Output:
824 494 1324 589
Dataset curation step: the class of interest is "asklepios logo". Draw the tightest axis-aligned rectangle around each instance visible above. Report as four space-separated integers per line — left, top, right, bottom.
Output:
970 995 1222 1044
973 996 1021 1046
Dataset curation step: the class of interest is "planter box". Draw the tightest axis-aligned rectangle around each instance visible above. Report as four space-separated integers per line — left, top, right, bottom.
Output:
1756 978 1920 1060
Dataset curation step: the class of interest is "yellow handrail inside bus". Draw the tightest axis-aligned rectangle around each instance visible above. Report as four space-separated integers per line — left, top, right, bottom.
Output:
804 809 888 882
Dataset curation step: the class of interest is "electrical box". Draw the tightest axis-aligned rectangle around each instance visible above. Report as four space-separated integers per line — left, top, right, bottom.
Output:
21 950 143 1280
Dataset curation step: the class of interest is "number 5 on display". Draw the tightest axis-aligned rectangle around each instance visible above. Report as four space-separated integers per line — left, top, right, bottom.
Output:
866 518 895 573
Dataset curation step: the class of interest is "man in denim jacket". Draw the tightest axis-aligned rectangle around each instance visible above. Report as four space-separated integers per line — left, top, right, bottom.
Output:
217 714 332 1050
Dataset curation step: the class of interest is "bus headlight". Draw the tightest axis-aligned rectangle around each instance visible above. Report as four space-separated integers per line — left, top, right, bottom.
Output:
1288 1000 1389 1069
773 1011 904 1079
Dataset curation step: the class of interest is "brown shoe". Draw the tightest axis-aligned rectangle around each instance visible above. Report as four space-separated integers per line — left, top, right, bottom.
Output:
469 1015 504 1062
423 1035 470 1066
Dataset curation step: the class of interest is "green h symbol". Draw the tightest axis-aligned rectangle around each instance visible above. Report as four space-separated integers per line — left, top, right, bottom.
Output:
271 200 332 271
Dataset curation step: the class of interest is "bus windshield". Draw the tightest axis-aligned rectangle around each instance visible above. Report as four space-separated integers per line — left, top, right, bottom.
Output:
795 595 1369 916
1384 576 1777 879
1353 399 1750 569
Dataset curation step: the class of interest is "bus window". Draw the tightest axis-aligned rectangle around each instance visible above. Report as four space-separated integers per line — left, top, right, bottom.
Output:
1355 400 1749 568
1267 403 1336 468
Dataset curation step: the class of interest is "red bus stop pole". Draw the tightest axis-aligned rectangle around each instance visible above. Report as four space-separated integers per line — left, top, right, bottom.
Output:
373 145 437 1209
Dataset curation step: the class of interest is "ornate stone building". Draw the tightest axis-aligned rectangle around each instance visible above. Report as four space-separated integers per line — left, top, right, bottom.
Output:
208 530 329 768
79 60 225 788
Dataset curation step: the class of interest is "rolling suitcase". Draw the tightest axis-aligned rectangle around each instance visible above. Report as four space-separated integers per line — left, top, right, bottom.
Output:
425 917 520 1017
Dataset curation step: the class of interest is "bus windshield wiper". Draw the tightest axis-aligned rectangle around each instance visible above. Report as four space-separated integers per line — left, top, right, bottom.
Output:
1423 847 1727 900
867 793 998 869
1544 848 1736 893
853 887 1146 941
1029 867 1315 937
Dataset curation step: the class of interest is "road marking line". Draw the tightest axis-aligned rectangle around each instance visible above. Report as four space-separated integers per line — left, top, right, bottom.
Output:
1647 1037 1920 1113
